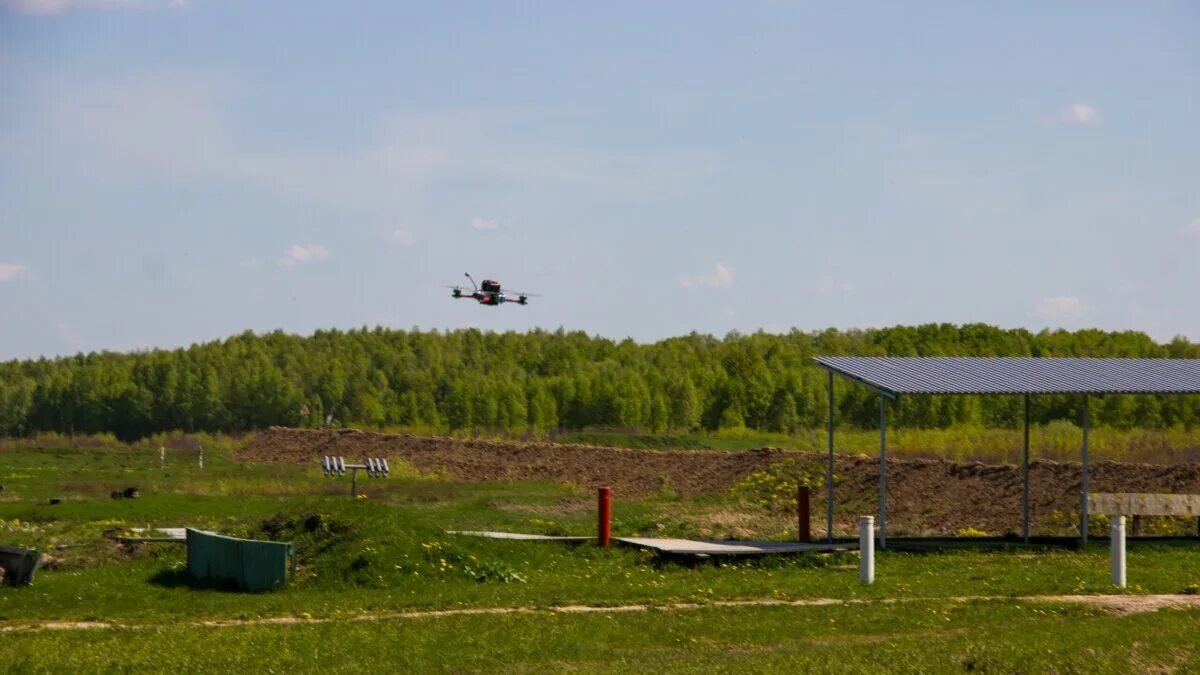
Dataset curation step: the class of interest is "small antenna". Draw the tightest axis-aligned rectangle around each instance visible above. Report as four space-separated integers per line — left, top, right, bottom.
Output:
464 273 478 291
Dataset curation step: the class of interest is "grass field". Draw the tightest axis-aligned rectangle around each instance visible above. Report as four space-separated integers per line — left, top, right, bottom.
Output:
3 441 1200 672
555 424 1200 464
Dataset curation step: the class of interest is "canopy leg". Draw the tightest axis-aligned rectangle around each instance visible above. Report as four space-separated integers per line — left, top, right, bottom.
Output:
826 370 835 543
1081 396 1090 546
1023 394 1030 544
879 396 888 549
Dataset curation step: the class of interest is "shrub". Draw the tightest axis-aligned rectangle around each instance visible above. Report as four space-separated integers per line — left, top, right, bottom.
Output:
728 459 822 512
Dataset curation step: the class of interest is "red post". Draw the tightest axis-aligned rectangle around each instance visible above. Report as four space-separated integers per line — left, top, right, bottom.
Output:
598 485 612 548
797 484 811 543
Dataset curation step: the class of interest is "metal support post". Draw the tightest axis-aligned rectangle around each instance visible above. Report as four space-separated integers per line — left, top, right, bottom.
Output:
797 485 811 543
1023 394 1030 543
598 486 612 547
826 370 835 543
879 396 888 549
1081 397 1090 545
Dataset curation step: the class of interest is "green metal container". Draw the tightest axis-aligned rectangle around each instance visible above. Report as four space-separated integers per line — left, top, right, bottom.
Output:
185 529 294 592
0 545 42 587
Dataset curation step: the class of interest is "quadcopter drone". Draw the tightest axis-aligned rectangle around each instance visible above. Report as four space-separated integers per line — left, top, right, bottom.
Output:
448 273 536 307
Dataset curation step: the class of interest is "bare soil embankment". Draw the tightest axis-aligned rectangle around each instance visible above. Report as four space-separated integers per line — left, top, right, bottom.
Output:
237 427 1200 535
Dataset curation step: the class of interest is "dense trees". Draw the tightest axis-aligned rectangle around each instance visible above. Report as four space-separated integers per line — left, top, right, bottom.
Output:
1 324 1197 440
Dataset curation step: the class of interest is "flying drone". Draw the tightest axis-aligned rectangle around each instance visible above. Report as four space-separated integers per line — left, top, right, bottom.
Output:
448 273 536 307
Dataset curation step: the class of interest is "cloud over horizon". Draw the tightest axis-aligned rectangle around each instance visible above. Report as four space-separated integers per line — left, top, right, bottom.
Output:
1057 104 1101 126
387 229 417 246
1033 295 1084 319
679 263 734 289
0 263 28 281
3 0 186 15
279 244 329 267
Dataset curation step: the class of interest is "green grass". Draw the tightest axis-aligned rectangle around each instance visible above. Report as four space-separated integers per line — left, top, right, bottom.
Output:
557 423 1200 464
3 601 1199 672
3 442 1200 672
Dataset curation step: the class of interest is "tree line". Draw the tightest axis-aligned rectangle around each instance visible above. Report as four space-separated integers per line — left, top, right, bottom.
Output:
0 324 1197 440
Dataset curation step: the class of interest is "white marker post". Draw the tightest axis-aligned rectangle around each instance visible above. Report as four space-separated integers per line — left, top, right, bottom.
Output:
859 515 875 585
1111 515 1126 588
198 443 204 471
159 446 165 469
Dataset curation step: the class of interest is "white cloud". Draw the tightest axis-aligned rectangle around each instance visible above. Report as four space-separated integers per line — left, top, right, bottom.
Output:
279 244 329 267
0 263 28 281
386 229 417 246
56 322 82 351
24 73 714 222
470 216 498 231
1057 104 1101 126
3 0 186 15
1181 219 1200 237
817 275 854 295
679 263 734 289
1034 295 1084 319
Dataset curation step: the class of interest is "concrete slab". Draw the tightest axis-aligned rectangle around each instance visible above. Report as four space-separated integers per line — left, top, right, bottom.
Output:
130 527 188 539
446 531 858 558
114 527 212 543
448 531 590 542
615 538 858 557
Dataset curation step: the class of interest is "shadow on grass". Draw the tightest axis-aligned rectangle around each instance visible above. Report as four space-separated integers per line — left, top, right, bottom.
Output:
149 566 242 592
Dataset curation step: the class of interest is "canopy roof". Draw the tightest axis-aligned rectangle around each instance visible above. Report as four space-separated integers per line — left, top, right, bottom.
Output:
813 356 1200 397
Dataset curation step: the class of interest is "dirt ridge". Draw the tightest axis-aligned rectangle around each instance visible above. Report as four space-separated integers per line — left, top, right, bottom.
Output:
236 427 1200 534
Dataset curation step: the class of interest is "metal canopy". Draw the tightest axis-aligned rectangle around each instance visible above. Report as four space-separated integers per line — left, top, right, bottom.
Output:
814 356 1200 549
814 356 1200 397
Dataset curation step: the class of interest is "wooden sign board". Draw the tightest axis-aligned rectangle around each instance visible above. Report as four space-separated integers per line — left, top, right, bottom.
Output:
1088 493 1200 517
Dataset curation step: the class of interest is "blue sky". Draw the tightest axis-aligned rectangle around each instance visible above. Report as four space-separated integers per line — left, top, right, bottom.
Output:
1 1 1198 360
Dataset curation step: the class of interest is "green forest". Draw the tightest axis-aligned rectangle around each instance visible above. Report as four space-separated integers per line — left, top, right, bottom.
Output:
0 324 1197 441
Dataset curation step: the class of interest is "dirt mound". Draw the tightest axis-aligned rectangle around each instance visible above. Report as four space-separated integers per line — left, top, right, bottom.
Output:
238 427 789 496
237 427 1200 535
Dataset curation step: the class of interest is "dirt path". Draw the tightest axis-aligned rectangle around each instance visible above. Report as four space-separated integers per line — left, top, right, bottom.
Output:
1035 594 1200 615
4 594 1198 634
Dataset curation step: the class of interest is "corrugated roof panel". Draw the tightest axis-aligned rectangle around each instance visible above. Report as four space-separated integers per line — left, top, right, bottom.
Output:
812 357 1200 396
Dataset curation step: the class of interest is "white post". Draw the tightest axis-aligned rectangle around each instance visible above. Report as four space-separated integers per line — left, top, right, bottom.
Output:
198 443 204 471
159 446 165 469
1111 515 1126 588
859 516 875 585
